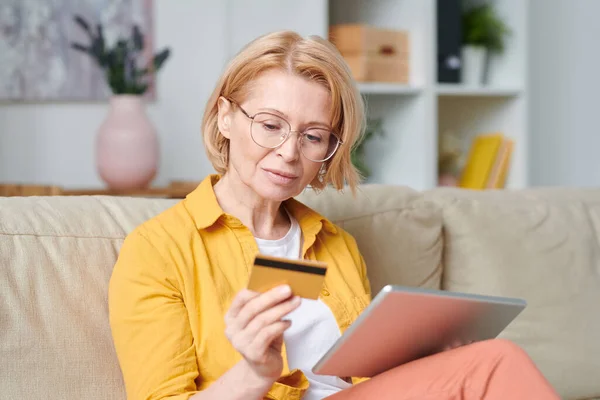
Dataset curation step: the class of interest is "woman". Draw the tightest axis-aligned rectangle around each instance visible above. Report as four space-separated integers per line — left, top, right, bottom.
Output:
108 31 559 400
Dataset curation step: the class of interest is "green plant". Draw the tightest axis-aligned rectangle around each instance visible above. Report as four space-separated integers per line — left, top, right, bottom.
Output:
70 15 171 95
462 1 511 53
352 118 384 179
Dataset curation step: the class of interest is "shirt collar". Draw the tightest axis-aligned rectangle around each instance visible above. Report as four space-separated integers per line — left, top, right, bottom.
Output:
283 196 338 235
184 174 224 230
184 174 337 235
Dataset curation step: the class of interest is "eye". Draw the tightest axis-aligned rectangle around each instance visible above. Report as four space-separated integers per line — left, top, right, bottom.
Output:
304 129 329 143
305 134 322 143
262 122 281 131
254 114 285 132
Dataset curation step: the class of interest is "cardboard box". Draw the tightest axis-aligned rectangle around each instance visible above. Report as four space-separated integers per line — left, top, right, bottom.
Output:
329 24 410 57
343 54 409 83
329 24 410 83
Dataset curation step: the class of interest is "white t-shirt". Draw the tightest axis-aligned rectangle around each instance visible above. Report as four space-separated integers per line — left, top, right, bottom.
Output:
254 214 352 399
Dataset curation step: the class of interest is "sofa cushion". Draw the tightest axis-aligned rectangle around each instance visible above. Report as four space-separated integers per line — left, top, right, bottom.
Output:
0 196 177 400
298 184 443 294
0 186 443 400
425 188 600 400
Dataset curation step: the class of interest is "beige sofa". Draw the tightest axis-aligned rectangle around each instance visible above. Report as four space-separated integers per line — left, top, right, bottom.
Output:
1 184 599 400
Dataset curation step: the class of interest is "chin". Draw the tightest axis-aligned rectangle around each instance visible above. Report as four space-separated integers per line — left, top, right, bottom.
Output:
255 177 304 202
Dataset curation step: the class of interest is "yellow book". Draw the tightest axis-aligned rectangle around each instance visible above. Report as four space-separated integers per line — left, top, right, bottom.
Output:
458 133 505 189
486 139 514 189
496 140 514 188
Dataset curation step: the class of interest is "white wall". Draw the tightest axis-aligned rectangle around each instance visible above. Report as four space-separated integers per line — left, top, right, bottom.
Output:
5 0 600 189
0 0 228 188
529 0 600 187
0 0 329 188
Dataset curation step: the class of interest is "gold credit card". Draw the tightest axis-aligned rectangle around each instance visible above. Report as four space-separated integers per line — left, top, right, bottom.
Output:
247 254 328 300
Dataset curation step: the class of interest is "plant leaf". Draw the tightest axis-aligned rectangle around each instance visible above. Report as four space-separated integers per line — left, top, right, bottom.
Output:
95 24 106 57
90 38 104 62
132 25 144 51
134 67 149 78
351 117 383 179
114 40 128 68
125 56 137 86
152 48 171 71
71 43 90 53
104 49 116 69
73 15 93 38
134 83 148 95
107 64 127 95
461 2 510 53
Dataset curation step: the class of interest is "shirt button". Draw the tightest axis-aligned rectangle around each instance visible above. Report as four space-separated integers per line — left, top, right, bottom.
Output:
321 289 330 296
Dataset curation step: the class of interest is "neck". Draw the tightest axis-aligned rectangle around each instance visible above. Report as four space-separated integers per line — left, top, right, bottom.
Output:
213 171 290 240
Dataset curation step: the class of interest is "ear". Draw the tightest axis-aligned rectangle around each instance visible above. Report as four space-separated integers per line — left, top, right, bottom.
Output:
217 96 233 139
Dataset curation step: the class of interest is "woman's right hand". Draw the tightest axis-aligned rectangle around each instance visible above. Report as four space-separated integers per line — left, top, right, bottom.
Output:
224 285 301 385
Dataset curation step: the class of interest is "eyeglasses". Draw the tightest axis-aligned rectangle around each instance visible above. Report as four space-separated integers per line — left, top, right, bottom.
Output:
227 99 343 162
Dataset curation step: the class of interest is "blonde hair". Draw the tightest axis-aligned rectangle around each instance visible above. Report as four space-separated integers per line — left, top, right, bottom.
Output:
202 30 366 192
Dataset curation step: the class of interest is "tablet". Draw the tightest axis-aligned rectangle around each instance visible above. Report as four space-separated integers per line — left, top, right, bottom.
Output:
312 285 527 378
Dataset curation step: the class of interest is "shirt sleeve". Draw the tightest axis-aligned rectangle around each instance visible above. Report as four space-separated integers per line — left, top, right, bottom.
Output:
341 230 372 299
357 251 372 299
108 229 199 400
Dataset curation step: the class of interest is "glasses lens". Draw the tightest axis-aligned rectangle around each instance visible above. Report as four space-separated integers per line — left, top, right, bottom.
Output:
301 129 339 161
251 113 289 148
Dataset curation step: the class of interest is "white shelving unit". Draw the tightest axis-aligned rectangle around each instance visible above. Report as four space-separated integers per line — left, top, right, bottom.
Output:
436 84 523 97
228 0 529 190
357 83 422 95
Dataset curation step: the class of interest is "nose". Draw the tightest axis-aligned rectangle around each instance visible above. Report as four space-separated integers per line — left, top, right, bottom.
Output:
275 131 302 162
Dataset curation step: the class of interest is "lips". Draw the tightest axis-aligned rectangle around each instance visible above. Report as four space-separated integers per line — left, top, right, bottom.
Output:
264 168 298 179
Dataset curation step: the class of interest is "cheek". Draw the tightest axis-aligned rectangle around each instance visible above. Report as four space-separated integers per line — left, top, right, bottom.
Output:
228 127 270 169
302 160 322 183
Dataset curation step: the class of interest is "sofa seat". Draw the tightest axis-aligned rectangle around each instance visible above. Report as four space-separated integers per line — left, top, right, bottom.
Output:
1 185 599 399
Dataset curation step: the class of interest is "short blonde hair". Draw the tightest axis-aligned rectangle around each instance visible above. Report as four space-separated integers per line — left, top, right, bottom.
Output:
201 30 366 192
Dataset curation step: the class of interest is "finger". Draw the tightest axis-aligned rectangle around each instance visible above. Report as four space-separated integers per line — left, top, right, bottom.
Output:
442 339 462 351
226 289 259 321
236 285 293 329
244 296 301 336
248 320 292 360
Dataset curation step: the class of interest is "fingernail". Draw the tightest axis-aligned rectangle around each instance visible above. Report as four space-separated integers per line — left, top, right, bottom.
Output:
280 285 291 295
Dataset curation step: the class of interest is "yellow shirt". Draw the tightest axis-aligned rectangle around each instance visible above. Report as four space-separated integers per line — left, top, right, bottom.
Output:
109 175 372 400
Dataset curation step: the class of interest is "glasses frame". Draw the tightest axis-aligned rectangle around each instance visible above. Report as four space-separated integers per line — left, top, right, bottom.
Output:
227 98 343 162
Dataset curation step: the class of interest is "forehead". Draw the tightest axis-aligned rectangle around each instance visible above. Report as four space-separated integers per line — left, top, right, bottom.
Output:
244 69 332 125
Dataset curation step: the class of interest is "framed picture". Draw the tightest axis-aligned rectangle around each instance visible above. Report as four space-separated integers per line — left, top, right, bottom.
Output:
0 0 154 102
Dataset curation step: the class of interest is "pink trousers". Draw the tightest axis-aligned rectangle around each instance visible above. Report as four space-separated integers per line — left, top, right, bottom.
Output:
326 339 560 400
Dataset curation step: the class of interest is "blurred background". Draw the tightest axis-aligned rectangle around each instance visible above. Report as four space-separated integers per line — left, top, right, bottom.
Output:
0 0 598 195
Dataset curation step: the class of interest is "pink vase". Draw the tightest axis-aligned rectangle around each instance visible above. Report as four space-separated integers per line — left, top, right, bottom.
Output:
96 95 159 190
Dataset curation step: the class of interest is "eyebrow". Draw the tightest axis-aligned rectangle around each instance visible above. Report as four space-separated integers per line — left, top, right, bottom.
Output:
258 107 332 130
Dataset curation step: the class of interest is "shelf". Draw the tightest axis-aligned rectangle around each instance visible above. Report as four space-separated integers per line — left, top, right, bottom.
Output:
436 84 523 97
357 84 522 97
0 180 200 198
357 83 422 95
